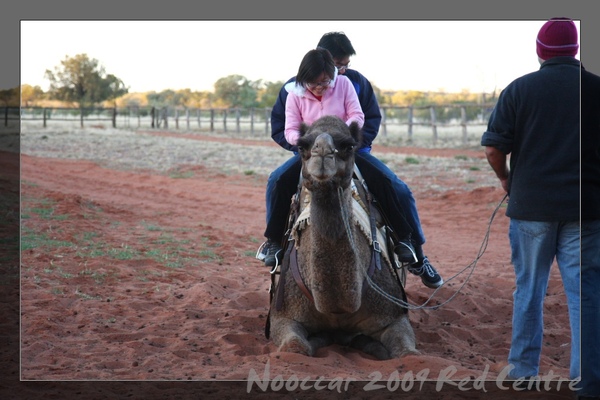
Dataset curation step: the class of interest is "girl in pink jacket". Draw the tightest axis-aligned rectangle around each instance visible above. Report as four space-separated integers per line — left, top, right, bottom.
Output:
284 48 364 146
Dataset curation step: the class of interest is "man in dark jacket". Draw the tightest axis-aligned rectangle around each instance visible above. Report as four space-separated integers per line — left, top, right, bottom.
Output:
580 29 600 400
257 31 443 289
481 19 598 395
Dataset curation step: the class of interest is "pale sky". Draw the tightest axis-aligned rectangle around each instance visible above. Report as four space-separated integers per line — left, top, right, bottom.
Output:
20 20 580 94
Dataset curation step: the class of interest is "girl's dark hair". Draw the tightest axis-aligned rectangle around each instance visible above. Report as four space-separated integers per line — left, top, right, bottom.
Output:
295 48 336 87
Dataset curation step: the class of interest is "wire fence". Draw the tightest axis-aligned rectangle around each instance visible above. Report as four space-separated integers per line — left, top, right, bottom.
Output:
14 103 496 146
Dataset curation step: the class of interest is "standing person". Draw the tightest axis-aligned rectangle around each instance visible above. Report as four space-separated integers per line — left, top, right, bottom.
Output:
580 23 600 400
481 18 585 385
257 32 443 289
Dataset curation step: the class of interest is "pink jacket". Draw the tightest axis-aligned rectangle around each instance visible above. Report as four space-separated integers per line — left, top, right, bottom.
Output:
284 73 365 146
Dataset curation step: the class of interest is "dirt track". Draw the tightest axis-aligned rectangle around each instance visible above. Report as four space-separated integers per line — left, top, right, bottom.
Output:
16 127 573 398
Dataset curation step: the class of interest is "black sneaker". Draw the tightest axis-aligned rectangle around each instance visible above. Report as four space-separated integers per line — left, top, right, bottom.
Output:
394 240 418 263
256 239 283 267
408 256 443 289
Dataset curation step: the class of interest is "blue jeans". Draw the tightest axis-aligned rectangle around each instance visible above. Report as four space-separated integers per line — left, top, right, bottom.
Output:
264 154 302 243
580 219 600 396
264 151 426 255
507 219 580 380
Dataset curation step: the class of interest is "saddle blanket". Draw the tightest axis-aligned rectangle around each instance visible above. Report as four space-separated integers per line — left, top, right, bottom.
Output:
291 182 394 267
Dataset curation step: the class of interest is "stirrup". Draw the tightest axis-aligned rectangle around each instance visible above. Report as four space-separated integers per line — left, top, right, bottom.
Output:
394 241 418 264
255 241 268 261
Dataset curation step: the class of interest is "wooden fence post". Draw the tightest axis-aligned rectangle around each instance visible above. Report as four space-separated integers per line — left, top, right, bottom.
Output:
235 108 241 133
43 108 47 128
407 106 413 142
380 107 387 137
3 107 7 127
80 107 84 128
210 109 215 131
429 106 438 145
265 108 270 135
460 106 468 144
197 108 201 129
223 109 228 132
186 109 190 130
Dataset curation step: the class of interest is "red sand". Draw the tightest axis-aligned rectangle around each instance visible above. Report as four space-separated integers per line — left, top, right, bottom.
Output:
16 136 574 399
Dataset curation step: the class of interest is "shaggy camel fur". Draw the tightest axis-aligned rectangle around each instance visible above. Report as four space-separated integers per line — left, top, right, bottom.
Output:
267 115 417 360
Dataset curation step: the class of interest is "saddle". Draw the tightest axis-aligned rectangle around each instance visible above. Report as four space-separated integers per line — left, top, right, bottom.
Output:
291 180 394 267
264 164 407 339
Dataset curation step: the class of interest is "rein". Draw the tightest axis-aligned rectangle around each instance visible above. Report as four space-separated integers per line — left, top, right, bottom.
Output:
338 185 356 255
364 193 509 311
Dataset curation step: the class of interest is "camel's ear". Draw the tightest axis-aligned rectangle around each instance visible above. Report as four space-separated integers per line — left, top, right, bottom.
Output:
299 122 310 138
348 121 362 149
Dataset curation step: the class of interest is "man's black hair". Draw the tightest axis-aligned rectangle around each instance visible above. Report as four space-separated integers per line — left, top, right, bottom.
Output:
317 32 356 59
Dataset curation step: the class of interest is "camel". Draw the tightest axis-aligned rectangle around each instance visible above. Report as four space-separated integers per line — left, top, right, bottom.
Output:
266 115 417 360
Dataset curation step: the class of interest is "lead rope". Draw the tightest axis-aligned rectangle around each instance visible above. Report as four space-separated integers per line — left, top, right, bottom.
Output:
338 186 361 265
365 193 509 311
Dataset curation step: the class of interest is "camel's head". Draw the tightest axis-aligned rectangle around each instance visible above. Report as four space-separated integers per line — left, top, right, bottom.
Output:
297 116 362 189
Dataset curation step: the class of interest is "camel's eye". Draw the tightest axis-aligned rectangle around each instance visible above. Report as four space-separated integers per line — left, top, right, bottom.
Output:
335 138 356 156
297 136 315 153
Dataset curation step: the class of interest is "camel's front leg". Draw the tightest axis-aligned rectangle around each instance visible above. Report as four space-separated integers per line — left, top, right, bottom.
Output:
270 316 314 356
375 315 419 358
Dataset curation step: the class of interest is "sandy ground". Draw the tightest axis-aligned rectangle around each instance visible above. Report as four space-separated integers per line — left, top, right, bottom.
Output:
13 127 575 399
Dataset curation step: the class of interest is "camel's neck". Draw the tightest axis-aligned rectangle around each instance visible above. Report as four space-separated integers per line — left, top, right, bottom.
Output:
309 184 354 242
304 182 365 315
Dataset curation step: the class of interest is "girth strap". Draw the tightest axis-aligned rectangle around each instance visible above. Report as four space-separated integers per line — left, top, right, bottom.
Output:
274 240 294 312
354 164 382 275
273 244 314 312
289 246 314 304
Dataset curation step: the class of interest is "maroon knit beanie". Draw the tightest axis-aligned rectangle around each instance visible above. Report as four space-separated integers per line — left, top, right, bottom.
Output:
536 18 579 59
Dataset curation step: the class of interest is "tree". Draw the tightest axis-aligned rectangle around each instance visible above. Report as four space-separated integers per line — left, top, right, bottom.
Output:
146 89 184 108
213 74 258 108
44 54 128 109
256 80 284 108
102 74 128 107
0 87 19 107
20 84 45 107
189 91 214 108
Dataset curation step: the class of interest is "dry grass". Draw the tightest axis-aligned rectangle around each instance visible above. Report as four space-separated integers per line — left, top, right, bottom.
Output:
20 123 289 176
20 121 498 192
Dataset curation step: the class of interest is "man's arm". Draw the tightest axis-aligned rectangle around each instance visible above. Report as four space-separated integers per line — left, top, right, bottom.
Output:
484 146 510 193
270 77 296 152
345 70 381 152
